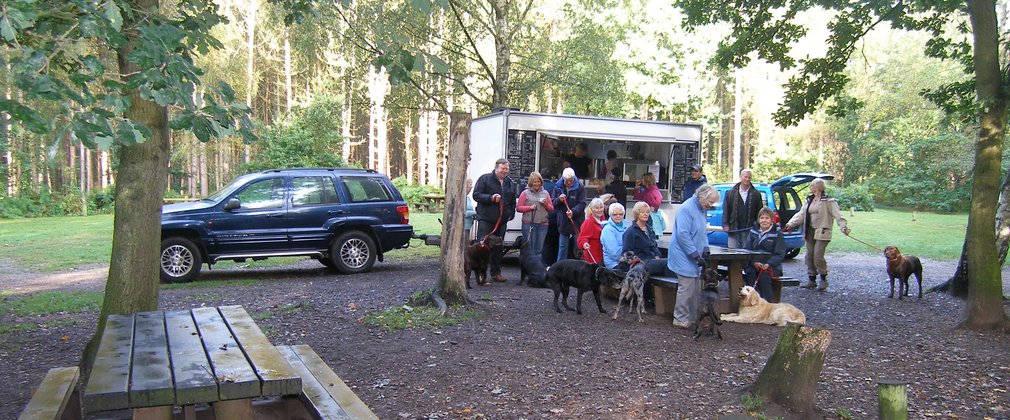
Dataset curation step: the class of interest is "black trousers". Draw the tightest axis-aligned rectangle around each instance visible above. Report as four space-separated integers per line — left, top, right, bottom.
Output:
476 219 508 276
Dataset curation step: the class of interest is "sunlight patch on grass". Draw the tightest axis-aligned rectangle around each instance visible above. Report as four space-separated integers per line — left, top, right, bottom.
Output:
0 291 103 316
0 214 114 271
161 279 260 290
362 304 483 331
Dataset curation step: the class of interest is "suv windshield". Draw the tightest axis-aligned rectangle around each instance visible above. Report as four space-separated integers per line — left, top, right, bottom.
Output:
204 173 260 202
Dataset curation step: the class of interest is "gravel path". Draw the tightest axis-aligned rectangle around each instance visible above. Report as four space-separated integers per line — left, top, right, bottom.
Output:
1 252 1009 419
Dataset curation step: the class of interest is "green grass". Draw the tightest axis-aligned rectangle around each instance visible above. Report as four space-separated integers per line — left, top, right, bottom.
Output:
362 304 483 331
826 208 966 259
160 279 260 290
0 322 35 334
0 291 103 316
0 209 970 274
0 214 114 271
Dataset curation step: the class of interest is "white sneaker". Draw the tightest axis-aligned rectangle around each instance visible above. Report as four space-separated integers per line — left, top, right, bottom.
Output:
672 319 691 329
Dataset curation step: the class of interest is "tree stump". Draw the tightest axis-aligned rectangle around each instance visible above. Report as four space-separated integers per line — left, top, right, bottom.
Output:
878 380 908 420
748 322 832 415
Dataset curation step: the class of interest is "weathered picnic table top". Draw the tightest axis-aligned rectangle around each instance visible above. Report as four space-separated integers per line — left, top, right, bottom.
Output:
83 305 302 413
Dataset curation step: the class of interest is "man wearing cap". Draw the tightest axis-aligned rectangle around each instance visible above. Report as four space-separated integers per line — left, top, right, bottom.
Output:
554 167 586 261
473 158 518 282
682 164 707 202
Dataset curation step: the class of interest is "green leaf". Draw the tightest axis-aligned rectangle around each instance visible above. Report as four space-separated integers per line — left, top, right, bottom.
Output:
411 0 431 14
0 16 15 42
104 0 123 31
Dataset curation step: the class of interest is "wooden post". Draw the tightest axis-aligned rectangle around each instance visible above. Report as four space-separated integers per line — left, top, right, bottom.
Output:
748 323 832 415
878 380 908 420
437 112 472 306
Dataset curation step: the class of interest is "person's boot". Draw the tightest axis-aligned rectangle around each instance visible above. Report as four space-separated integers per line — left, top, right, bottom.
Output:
801 275 817 289
817 274 829 291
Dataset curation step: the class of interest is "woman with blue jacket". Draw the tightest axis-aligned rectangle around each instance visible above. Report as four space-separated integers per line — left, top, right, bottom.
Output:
668 184 721 329
601 203 630 269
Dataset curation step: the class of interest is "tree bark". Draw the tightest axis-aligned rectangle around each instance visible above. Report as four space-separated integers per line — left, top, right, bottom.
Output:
491 0 511 109
438 112 472 306
747 323 831 415
85 0 171 370
962 0 1009 329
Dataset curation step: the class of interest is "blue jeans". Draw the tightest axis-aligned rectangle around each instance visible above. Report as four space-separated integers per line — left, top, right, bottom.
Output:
557 232 575 262
522 223 548 260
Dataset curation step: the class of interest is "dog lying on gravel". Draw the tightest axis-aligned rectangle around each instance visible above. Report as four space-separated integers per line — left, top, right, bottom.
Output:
722 285 806 326
546 259 620 314
884 245 923 299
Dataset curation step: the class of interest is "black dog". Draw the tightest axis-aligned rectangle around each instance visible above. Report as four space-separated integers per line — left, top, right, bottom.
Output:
546 259 620 314
516 236 548 287
694 268 723 340
464 235 501 288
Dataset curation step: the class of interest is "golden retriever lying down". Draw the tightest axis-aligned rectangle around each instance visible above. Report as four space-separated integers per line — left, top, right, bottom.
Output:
722 286 806 326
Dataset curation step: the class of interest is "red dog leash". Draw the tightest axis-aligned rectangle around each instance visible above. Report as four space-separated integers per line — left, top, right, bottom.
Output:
479 199 504 249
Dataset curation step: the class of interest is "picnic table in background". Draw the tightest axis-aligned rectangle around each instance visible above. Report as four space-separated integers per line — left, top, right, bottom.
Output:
412 193 445 213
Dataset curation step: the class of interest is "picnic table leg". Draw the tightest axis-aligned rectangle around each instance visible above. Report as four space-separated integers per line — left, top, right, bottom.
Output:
213 398 254 419
728 261 744 313
131 406 172 420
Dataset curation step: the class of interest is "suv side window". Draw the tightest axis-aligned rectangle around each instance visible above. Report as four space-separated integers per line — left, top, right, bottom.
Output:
235 178 286 209
342 176 392 202
292 176 340 206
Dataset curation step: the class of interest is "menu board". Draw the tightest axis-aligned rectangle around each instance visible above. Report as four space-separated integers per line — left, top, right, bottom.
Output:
670 143 699 203
506 129 537 189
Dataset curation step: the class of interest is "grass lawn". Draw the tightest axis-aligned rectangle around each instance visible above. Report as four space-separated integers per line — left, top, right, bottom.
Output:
826 207 966 260
0 208 968 272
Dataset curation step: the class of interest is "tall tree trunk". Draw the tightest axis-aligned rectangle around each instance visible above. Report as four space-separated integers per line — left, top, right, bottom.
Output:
961 0 1009 330
404 115 414 184
86 0 171 370
438 112 472 306
244 0 257 165
417 106 429 184
341 70 353 161
427 105 439 186
491 0 511 109
199 141 208 197
732 69 742 181
284 31 292 113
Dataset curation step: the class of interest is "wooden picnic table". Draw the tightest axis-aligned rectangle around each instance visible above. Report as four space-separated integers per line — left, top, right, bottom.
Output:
707 245 768 313
83 305 302 418
417 193 445 212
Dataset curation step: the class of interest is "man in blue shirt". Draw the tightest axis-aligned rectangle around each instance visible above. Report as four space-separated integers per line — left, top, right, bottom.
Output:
668 184 721 329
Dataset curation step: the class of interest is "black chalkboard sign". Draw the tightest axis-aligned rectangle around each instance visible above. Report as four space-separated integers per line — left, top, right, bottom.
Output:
507 129 537 190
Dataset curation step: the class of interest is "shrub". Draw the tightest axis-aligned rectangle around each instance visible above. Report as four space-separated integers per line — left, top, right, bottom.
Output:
829 184 875 212
88 185 116 213
391 176 443 203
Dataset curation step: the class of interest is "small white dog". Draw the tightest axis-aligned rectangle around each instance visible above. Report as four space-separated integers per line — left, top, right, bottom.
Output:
722 285 806 326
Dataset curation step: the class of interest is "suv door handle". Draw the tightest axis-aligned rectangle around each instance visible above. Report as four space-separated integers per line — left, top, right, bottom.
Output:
328 210 345 215
267 213 283 218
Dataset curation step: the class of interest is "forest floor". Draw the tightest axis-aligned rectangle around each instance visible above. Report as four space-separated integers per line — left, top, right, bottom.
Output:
2 251 1009 419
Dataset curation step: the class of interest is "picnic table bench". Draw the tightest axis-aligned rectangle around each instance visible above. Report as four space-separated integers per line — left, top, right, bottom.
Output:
19 367 81 420
79 305 375 419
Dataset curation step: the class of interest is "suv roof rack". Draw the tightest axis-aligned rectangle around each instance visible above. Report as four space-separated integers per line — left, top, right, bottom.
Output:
262 168 378 174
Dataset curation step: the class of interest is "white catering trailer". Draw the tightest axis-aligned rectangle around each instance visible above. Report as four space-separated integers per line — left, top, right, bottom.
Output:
467 110 703 250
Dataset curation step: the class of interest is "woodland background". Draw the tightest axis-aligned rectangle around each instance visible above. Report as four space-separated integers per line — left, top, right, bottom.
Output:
0 0 995 217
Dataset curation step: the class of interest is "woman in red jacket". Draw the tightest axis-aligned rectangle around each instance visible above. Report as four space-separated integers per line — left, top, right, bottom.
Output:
577 198 607 265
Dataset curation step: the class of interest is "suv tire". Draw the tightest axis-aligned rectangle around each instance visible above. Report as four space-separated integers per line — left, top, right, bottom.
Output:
160 237 202 283
784 248 801 259
331 231 377 274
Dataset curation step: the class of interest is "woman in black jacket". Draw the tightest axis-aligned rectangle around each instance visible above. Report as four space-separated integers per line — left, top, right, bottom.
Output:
743 207 787 301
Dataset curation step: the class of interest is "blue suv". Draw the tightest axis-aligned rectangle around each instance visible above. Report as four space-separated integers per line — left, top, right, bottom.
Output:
706 172 834 259
160 168 413 282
